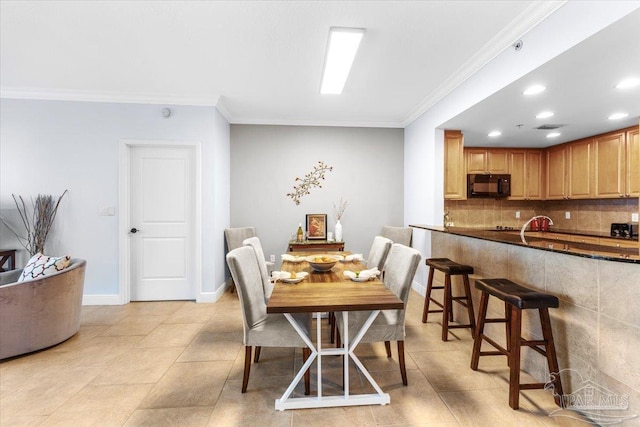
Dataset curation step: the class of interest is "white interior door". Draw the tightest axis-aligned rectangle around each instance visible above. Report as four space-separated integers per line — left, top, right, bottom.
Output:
130 146 195 301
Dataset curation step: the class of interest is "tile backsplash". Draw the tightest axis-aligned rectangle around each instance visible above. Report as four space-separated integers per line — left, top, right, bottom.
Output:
444 198 639 234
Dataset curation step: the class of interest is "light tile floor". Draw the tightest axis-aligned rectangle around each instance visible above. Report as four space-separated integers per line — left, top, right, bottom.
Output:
1 290 596 426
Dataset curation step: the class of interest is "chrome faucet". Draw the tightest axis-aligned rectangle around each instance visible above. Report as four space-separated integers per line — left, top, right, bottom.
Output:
520 215 554 244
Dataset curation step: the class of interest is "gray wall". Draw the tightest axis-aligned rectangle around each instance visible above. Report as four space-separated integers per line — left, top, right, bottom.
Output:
0 99 230 301
230 125 404 267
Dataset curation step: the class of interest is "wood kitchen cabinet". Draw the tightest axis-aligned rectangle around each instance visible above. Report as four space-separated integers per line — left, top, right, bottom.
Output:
568 139 593 198
509 149 544 200
570 234 600 245
626 127 639 197
592 126 638 198
546 139 593 199
594 130 625 198
444 130 466 199
599 237 638 249
546 145 568 200
465 148 509 174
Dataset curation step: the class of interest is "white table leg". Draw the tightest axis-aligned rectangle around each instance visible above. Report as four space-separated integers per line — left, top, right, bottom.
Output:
275 310 390 410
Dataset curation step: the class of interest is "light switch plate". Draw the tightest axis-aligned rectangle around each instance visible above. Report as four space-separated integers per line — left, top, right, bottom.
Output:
632 213 639 222
270 255 276 263
565 211 571 219
515 211 520 219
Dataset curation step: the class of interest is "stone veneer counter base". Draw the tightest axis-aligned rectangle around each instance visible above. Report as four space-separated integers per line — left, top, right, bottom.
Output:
411 225 640 424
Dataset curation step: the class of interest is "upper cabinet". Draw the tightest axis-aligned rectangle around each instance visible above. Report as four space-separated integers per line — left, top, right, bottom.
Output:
546 139 594 200
590 127 638 198
594 130 626 198
546 145 568 200
568 138 594 199
465 148 509 174
626 127 639 197
444 130 466 200
509 150 544 200
444 125 638 202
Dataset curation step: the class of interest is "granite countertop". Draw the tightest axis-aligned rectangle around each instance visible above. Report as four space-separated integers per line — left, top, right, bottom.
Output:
410 224 640 264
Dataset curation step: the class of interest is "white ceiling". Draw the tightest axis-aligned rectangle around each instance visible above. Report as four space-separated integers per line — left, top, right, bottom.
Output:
442 7 640 148
0 0 563 128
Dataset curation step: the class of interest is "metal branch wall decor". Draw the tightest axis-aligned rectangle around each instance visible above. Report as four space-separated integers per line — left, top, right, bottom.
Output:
286 161 333 205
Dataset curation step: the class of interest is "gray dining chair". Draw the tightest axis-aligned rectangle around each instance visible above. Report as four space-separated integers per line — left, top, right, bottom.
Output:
336 243 421 385
226 246 311 394
225 227 274 292
243 236 274 301
381 225 413 247
366 236 393 270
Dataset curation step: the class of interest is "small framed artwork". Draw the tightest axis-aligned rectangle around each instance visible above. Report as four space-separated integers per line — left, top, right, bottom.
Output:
306 214 327 240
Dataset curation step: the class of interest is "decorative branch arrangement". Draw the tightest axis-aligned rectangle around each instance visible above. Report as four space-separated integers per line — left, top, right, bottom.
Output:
1 190 68 256
286 161 333 205
333 197 348 221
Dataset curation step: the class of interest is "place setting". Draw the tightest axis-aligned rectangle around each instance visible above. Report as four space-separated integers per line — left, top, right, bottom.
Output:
271 270 309 284
343 267 380 282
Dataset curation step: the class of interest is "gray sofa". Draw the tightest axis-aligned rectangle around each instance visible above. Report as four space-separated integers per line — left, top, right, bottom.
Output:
0 258 86 359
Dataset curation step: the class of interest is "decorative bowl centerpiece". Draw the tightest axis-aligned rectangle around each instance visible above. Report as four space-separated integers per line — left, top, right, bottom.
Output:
305 254 339 272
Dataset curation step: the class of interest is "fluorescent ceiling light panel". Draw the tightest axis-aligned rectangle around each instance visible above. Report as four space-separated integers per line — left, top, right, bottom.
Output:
546 132 561 138
488 130 502 137
320 27 365 95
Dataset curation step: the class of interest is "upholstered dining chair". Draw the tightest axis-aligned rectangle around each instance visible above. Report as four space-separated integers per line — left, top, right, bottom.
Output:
366 236 393 270
336 243 421 385
225 227 274 292
243 236 274 301
327 236 392 342
381 225 413 247
226 246 311 394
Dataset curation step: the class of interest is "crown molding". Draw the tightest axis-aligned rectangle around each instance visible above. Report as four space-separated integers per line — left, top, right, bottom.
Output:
0 87 221 107
229 116 404 129
402 0 567 127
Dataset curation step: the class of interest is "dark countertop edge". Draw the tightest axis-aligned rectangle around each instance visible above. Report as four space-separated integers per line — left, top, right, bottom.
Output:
409 224 640 264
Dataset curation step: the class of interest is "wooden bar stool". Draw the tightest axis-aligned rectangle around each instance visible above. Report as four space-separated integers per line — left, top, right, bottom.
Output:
421 258 476 341
470 278 563 410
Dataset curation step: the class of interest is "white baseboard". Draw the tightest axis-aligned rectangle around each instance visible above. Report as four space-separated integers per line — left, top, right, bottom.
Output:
82 294 123 305
83 281 230 305
411 279 426 297
197 279 232 303
197 285 225 303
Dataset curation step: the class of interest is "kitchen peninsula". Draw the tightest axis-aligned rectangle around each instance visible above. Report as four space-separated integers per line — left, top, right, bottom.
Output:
410 224 640 419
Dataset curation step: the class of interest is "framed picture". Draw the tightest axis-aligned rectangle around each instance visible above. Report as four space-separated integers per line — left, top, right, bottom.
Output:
306 214 327 240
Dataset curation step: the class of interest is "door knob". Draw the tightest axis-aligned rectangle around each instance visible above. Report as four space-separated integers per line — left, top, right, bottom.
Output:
130 228 139 233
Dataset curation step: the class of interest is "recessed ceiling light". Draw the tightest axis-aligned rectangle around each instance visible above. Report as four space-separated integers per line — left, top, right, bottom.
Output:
616 78 640 89
320 27 365 95
536 111 554 119
608 112 629 120
488 130 502 137
523 85 546 95
546 132 561 138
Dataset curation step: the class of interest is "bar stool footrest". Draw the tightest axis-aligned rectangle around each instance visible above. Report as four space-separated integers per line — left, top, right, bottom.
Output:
519 383 547 390
448 324 474 329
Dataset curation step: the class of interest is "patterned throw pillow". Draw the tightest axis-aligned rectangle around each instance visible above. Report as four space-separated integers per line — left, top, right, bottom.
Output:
18 253 71 282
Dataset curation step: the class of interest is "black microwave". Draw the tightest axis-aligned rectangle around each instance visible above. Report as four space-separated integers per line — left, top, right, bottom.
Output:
467 174 511 198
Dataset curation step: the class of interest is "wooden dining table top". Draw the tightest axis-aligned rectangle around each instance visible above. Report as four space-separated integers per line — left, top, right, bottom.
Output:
266 254 404 314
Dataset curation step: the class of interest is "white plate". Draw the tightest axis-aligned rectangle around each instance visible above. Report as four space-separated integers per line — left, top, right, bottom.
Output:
282 277 304 283
350 276 371 282
282 256 305 263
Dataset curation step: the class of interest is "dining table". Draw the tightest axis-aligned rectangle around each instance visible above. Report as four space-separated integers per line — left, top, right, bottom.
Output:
266 252 404 411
